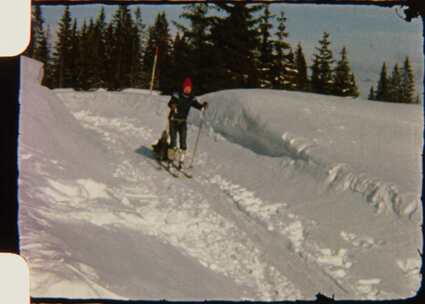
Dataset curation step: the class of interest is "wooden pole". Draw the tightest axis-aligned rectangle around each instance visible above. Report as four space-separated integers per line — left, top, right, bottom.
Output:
150 46 159 94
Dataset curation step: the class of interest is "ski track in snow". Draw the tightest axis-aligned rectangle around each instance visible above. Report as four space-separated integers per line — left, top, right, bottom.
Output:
23 93 418 300
206 174 397 299
19 62 422 300
30 107 302 300
50 103 391 299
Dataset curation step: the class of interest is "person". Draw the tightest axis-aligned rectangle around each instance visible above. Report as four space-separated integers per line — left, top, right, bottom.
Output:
167 77 208 169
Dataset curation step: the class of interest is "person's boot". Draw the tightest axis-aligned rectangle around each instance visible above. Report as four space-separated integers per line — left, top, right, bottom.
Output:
167 148 177 169
177 150 185 170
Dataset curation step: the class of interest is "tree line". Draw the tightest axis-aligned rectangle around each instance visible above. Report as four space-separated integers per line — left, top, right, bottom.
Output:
25 3 418 103
368 58 419 104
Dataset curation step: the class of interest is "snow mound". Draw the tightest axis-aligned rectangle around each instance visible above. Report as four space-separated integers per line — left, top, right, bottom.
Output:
200 89 422 219
122 88 160 95
53 88 76 93
19 56 114 180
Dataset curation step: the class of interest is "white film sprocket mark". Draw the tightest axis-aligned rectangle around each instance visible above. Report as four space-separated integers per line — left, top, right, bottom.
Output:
0 0 31 57
0 253 30 304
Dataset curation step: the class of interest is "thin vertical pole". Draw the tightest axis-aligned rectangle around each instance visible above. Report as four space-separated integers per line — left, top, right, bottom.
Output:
150 47 159 94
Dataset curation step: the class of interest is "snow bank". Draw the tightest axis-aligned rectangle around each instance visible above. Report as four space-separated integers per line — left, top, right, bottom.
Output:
122 88 161 95
19 57 113 179
200 89 422 219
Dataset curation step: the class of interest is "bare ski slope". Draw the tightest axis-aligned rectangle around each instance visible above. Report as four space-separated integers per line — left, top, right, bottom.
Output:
19 57 423 300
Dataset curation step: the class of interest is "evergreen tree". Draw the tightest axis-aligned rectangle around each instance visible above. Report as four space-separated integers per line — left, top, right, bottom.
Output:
416 95 420 104
39 25 52 87
25 5 52 86
170 33 191 92
376 62 389 101
143 12 173 93
24 5 44 58
51 5 73 88
402 56 415 103
109 5 138 89
311 32 334 95
131 7 146 88
33 26 50 68
295 43 308 91
310 58 320 94
86 7 108 89
104 22 115 90
176 4 213 94
209 3 262 90
368 85 376 100
332 47 358 97
77 21 91 90
350 73 360 98
389 63 403 103
271 11 297 90
257 4 275 88
69 19 80 88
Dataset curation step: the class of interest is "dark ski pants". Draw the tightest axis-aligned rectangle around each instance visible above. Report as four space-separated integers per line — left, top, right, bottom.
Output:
169 120 187 151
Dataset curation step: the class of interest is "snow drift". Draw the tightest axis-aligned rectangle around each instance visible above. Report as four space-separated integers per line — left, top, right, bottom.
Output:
19 57 423 300
199 89 422 219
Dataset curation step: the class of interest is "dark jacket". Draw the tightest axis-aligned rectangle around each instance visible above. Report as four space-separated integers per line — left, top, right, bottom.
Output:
168 92 203 121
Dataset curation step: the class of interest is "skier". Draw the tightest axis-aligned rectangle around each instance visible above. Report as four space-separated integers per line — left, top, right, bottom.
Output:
167 77 208 170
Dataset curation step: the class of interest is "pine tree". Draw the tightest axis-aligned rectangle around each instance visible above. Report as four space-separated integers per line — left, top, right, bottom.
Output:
39 26 52 87
69 19 80 88
170 32 191 91
131 7 146 88
24 5 44 58
109 5 138 89
77 21 91 90
87 7 108 89
332 47 358 97
368 85 376 100
176 3 214 94
402 56 415 103
389 63 403 103
51 5 73 88
33 26 50 67
295 43 308 91
376 62 389 101
104 22 115 90
209 3 262 90
311 32 334 95
257 4 275 89
25 5 52 86
271 11 297 90
349 74 360 97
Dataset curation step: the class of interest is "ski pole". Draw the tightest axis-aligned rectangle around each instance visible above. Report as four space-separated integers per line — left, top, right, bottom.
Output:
189 108 205 169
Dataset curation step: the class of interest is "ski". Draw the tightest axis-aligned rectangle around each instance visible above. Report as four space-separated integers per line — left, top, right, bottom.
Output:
172 163 193 178
157 159 179 178
179 168 192 179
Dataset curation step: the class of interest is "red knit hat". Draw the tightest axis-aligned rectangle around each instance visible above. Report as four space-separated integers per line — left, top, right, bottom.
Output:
183 77 192 91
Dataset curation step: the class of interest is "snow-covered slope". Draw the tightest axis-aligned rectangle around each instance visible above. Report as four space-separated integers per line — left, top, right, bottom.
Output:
200 89 422 217
19 57 423 300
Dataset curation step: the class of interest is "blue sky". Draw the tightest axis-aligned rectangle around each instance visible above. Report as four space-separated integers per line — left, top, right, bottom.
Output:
41 3 423 98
